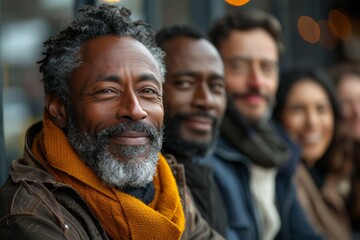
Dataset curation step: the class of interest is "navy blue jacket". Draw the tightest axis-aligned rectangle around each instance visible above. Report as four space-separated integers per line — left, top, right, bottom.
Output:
202 123 324 240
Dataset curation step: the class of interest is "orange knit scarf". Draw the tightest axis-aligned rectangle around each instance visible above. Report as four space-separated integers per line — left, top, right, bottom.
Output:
32 112 185 239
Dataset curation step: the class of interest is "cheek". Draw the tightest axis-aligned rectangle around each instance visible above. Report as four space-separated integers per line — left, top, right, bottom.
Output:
164 94 184 108
281 113 303 140
342 104 354 119
74 105 117 132
146 104 164 129
215 96 227 116
164 89 192 112
225 74 245 92
323 115 335 138
71 108 105 133
267 77 279 94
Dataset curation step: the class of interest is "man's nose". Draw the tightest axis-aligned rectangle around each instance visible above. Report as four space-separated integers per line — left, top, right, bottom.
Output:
192 83 215 110
248 65 264 89
116 90 147 121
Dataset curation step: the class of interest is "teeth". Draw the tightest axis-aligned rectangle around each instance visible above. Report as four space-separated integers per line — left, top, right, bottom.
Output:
303 134 321 143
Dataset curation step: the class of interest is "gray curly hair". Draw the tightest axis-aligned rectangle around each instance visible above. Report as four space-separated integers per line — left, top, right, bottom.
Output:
38 4 165 104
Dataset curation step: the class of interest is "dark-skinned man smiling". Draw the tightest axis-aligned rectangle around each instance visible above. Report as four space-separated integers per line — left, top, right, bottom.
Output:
0 4 219 240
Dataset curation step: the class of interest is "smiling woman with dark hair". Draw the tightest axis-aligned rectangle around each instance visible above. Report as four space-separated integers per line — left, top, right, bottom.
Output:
274 66 351 240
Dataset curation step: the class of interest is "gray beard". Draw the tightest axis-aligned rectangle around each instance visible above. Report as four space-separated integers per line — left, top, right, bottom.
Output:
66 116 163 190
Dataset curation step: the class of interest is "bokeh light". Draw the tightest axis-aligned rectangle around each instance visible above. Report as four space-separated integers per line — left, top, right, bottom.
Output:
225 0 250 7
318 20 338 49
329 9 352 41
298 16 320 44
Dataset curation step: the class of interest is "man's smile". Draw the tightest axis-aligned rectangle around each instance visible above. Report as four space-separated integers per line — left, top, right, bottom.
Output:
242 94 265 105
183 116 214 132
111 131 149 145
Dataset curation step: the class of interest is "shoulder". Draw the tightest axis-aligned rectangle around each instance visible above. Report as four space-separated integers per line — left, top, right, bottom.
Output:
0 176 68 239
0 169 107 239
209 136 246 162
0 158 59 218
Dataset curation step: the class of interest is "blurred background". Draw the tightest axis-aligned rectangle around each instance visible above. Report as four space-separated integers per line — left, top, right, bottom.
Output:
0 0 359 184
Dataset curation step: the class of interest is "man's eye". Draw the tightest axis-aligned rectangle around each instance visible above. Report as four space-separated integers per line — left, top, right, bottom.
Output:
97 89 114 94
233 63 247 70
227 61 248 73
174 79 193 89
138 87 162 99
261 62 278 75
142 88 158 95
93 88 119 100
317 104 331 114
210 82 226 94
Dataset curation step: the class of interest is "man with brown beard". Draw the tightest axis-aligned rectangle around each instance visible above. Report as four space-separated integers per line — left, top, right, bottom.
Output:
203 8 324 240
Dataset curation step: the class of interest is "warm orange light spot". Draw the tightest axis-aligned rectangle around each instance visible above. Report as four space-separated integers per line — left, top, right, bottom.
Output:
225 0 250 7
318 20 338 49
329 9 352 41
298 16 320 44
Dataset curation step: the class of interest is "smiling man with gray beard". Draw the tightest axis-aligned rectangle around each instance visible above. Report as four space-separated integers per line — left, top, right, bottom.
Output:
0 4 221 240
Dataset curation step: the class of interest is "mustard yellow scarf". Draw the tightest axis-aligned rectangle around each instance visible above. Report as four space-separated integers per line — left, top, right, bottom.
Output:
32 112 185 239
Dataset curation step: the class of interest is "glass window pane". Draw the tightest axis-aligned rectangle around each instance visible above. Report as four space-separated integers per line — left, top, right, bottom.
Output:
1 0 74 171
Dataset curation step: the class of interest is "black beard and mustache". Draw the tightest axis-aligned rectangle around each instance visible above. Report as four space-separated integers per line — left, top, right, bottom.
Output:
162 112 221 159
66 115 163 190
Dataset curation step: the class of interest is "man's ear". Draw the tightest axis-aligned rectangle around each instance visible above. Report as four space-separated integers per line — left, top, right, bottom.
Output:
45 93 67 128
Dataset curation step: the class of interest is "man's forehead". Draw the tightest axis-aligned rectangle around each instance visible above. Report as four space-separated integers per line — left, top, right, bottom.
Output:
165 37 222 67
165 37 216 56
220 29 279 58
82 36 157 61
224 56 278 65
80 36 162 76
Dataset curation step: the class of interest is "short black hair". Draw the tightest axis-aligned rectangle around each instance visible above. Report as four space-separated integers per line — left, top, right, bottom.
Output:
155 24 207 49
